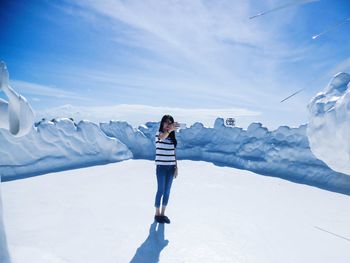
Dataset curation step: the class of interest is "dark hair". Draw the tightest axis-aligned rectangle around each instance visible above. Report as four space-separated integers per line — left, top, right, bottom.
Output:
159 115 177 148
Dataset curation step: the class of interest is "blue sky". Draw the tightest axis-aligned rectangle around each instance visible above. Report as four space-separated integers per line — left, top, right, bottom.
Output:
1 0 350 128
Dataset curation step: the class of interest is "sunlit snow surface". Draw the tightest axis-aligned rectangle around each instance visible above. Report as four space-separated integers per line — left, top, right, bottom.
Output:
3 160 350 263
2 116 350 194
307 72 350 176
1 61 35 263
1 61 350 262
0 118 132 180
0 189 10 263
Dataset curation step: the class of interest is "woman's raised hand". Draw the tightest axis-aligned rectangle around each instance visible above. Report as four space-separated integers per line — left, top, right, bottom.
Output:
169 122 180 132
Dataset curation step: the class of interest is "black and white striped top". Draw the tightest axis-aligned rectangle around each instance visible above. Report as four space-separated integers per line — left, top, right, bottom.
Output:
155 130 176 165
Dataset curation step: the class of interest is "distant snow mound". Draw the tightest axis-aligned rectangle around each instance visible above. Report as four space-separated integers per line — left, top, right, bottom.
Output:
0 118 132 180
307 72 350 176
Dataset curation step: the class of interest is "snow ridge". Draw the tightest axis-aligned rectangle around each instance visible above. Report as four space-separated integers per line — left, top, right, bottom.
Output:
0 118 132 181
101 118 350 195
307 72 350 176
1 117 350 194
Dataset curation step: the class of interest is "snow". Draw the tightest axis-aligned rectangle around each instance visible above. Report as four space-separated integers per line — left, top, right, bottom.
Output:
2 115 350 193
0 62 132 181
1 60 350 262
0 61 35 137
101 120 154 159
2 160 350 263
1 61 36 263
307 72 350 176
101 118 350 194
0 185 10 263
0 118 132 180
1 59 348 194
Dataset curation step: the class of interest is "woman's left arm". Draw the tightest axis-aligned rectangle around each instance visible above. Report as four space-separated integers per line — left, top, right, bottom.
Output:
174 149 178 178
175 148 177 168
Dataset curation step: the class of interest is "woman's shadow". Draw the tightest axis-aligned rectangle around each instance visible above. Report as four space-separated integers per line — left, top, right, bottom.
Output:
129 221 169 263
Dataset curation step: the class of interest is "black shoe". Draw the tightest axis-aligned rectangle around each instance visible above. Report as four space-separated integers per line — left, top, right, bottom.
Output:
162 215 171 224
154 215 164 223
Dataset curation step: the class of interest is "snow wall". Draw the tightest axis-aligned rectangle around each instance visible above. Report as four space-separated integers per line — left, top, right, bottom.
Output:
0 182 10 263
307 72 350 176
1 113 350 195
100 119 350 195
0 119 132 181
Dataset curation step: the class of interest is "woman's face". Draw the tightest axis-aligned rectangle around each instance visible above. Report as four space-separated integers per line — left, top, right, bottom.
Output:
162 119 173 132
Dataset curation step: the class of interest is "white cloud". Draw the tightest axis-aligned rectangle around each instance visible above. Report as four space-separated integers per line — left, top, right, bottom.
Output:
11 80 93 102
35 103 261 129
61 0 313 101
328 57 350 76
50 0 325 128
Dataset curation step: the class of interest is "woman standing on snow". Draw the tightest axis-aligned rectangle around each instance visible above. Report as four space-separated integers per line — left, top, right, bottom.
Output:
154 115 179 224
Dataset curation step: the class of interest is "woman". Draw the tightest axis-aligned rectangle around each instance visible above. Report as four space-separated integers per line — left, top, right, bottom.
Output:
154 115 179 224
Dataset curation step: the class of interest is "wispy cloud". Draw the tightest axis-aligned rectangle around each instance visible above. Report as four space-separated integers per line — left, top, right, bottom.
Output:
36 103 262 129
249 0 319 20
59 0 314 105
328 57 350 76
11 80 93 102
41 0 339 128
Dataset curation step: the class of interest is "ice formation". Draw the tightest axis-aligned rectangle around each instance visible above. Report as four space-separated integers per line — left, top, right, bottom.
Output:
0 61 36 263
307 72 350 176
0 118 133 180
100 119 350 194
0 61 35 137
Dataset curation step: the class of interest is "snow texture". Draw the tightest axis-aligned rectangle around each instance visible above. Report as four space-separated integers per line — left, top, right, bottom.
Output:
1 117 350 194
3 160 350 263
307 72 350 176
0 61 132 182
1 60 36 263
1 61 350 196
100 118 350 194
0 55 131 185
0 185 10 263
0 118 133 181
0 62 35 137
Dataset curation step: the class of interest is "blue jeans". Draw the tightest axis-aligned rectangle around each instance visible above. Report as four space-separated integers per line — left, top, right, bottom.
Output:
154 165 176 208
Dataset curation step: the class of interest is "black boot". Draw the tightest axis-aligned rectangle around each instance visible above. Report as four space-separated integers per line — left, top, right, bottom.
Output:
161 215 171 224
154 215 164 223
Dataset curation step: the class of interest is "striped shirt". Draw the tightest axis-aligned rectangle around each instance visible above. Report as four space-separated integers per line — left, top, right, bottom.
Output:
155 130 176 165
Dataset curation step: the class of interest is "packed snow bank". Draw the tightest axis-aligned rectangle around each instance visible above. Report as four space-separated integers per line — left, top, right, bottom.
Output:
2 116 350 193
0 118 132 181
3 160 350 262
101 121 155 159
101 119 350 194
1 60 35 263
0 184 10 263
307 72 350 176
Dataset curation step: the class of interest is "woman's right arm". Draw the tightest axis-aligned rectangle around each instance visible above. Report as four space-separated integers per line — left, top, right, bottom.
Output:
158 122 179 140
158 130 169 140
